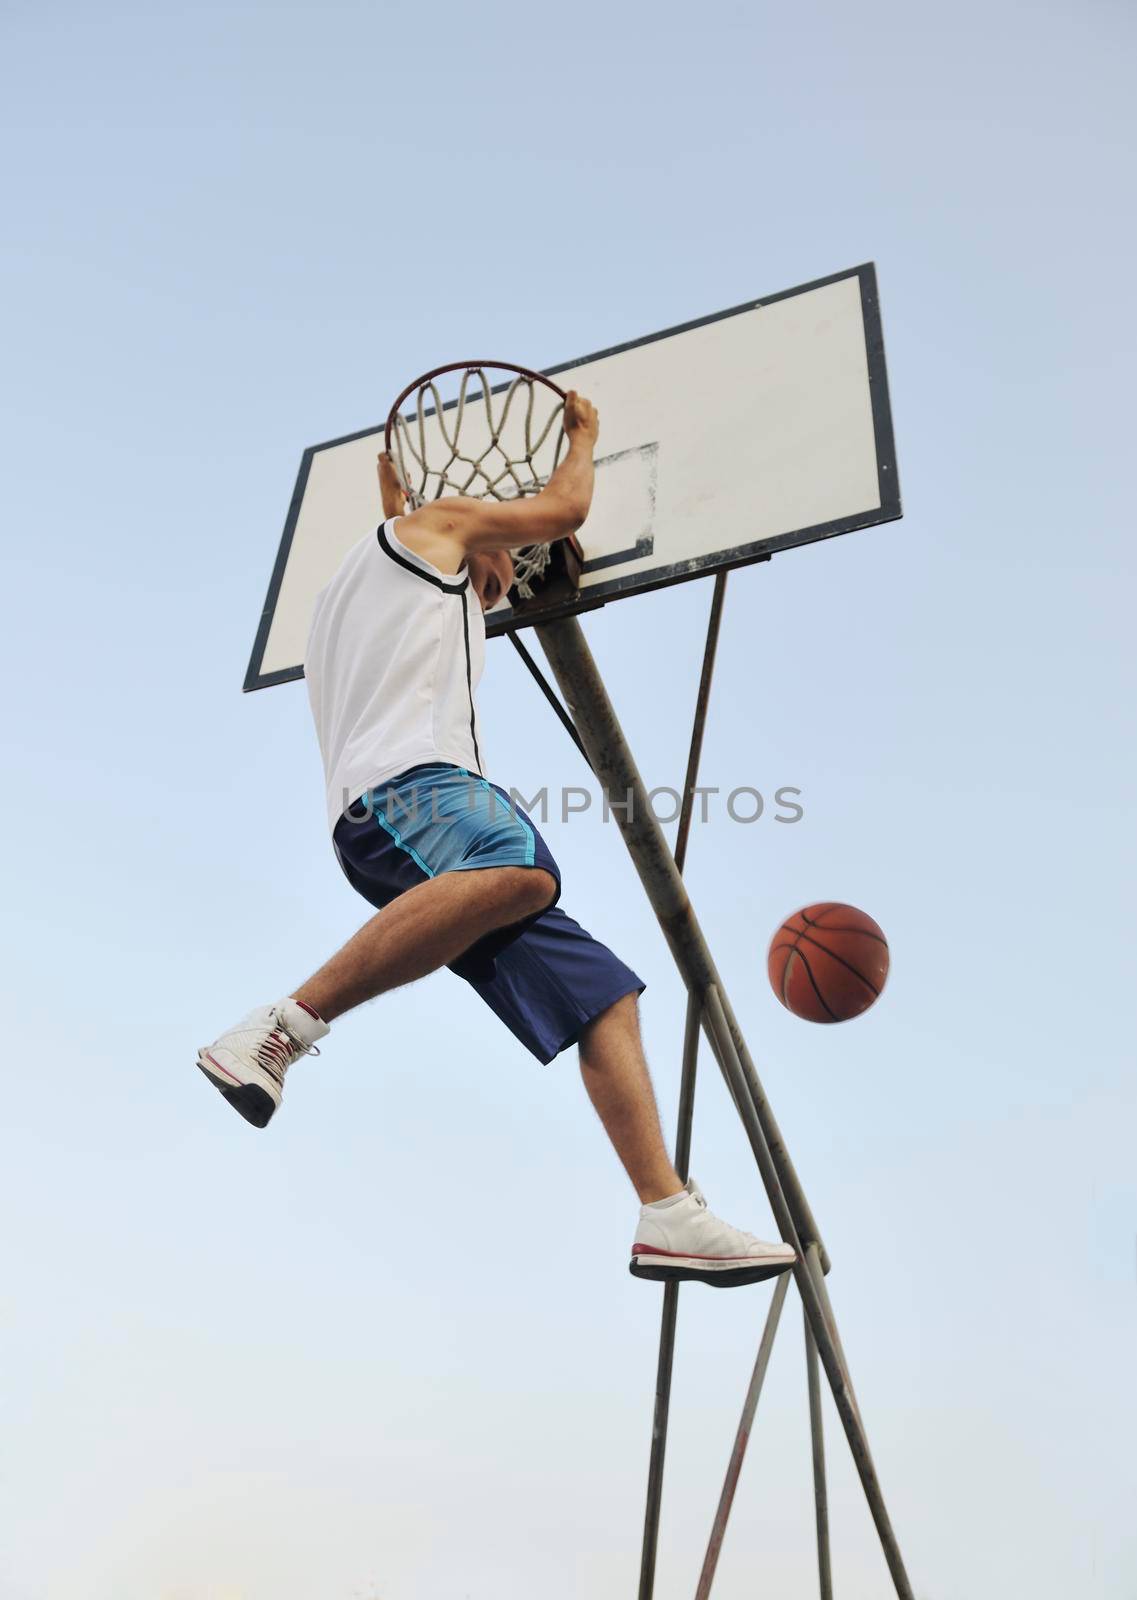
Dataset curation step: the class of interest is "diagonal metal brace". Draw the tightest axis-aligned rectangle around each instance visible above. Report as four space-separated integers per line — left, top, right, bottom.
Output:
695 1271 792 1599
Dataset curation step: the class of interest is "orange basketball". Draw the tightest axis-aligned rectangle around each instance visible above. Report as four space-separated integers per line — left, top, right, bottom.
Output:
768 903 889 1023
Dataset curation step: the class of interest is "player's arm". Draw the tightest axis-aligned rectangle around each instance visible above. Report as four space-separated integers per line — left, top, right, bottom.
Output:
391 392 599 563
459 392 598 551
378 451 407 518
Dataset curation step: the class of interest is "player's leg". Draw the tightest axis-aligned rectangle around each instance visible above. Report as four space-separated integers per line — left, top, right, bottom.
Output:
196 766 559 1130
196 864 554 1129
462 904 795 1288
578 993 796 1287
577 993 682 1203
293 865 556 1022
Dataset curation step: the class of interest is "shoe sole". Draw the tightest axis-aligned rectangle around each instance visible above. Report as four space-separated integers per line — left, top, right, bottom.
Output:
196 1056 276 1129
629 1256 794 1287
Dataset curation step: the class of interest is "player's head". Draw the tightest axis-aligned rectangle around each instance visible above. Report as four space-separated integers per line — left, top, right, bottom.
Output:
468 548 513 612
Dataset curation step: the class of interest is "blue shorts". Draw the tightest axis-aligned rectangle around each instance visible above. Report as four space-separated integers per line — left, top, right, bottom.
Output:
332 763 645 1063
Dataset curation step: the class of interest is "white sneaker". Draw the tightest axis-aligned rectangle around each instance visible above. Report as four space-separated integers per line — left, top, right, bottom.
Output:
630 1178 796 1287
196 999 329 1128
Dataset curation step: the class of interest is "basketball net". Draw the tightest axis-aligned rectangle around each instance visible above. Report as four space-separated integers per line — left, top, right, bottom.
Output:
386 363 568 600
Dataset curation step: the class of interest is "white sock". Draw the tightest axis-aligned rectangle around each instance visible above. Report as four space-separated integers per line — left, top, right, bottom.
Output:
645 1187 689 1211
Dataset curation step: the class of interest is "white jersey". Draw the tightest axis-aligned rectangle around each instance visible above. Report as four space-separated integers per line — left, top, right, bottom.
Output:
306 518 486 833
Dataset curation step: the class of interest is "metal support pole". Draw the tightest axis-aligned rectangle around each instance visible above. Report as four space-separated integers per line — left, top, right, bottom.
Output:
673 994 701 1182
674 572 728 877
639 578 724 1600
695 1271 791 1600
533 614 914 1600
638 997 701 1600
638 1283 678 1600
805 1304 834 1600
804 1242 860 1424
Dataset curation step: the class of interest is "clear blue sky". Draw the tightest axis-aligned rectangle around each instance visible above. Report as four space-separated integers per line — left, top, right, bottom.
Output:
2 3 1135 1598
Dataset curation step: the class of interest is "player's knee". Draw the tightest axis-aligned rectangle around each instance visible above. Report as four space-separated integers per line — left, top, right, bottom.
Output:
504 866 557 917
577 990 640 1059
589 990 639 1034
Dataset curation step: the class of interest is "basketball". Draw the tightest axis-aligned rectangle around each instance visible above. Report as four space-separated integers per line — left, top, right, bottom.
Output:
768 903 889 1023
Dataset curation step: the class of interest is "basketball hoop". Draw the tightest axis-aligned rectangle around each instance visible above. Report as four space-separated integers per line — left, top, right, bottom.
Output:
384 361 571 601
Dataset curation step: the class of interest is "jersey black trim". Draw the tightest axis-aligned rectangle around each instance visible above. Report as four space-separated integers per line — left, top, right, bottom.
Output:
377 521 469 593
461 590 483 775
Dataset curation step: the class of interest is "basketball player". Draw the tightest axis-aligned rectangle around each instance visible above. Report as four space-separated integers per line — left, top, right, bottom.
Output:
197 392 794 1287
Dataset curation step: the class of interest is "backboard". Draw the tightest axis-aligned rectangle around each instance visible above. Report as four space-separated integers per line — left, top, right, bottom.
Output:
244 263 900 691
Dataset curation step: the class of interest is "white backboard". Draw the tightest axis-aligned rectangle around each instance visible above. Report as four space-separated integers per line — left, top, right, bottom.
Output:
245 263 899 690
